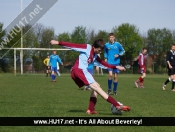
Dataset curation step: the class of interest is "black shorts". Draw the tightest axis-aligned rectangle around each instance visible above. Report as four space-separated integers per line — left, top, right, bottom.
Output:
46 66 50 70
168 67 175 75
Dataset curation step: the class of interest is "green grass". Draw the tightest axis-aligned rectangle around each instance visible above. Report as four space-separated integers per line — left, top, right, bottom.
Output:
0 73 175 132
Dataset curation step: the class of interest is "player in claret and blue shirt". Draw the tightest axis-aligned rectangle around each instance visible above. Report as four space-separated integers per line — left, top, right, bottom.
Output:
50 39 130 115
104 33 125 95
49 50 63 82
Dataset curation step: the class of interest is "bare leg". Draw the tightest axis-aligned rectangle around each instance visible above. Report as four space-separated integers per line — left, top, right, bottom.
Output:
113 73 118 95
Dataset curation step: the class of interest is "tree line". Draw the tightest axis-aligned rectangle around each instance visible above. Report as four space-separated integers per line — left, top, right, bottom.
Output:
0 22 175 73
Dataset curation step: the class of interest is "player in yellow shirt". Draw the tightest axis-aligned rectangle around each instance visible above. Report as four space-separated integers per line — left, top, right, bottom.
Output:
43 55 51 77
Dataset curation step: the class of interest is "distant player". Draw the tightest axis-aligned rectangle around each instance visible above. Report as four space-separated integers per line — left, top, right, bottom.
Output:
162 76 171 90
43 55 51 77
50 39 130 114
56 62 61 76
135 47 147 88
162 44 175 91
104 33 125 95
49 50 63 82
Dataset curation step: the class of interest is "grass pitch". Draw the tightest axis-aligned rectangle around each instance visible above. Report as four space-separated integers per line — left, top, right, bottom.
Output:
0 73 175 132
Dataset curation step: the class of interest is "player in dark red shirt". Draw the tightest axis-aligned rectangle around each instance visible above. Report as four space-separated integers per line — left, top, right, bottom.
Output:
50 39 130 114
135 48 148 88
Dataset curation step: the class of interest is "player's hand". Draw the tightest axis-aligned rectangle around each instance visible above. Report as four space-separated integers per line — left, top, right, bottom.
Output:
50 40 59 45
116 66 126 71
169 65 172 69
141 68 144 70
104 59 107 62
115 54 119 58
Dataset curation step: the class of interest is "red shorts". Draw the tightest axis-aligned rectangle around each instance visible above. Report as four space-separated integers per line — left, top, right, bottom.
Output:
138 65 146 74
71 69 95 88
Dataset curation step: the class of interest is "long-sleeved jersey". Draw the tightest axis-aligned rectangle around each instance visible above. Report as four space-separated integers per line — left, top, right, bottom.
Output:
138 53 147 68
166 50 175 66
43 58 50 66
104 42 125 65
49 54 62 67
58 42 117 70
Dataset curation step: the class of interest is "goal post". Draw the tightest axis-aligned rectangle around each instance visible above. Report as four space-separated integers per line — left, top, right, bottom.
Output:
1 48 70 76
0 48 103 76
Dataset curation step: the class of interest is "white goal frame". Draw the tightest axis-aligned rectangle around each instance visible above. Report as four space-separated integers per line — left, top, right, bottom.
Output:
0 48 103 76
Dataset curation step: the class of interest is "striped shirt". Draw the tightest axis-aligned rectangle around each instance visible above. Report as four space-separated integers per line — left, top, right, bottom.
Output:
58 42 117 70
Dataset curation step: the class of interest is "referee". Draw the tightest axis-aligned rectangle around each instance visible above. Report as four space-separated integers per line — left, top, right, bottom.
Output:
163 44 175 92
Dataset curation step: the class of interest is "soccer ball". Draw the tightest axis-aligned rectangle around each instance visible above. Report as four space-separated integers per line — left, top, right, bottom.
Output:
111 102 123 115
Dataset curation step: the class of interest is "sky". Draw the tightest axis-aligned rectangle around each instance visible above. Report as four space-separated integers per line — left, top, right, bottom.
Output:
0 0 175 35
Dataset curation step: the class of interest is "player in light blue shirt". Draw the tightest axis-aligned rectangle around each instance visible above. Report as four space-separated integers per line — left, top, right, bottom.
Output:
104 33 125 95
49 50 63 82
84 62 94 90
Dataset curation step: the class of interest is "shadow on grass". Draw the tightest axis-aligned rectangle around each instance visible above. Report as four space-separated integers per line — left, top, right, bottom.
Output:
68 110 85 113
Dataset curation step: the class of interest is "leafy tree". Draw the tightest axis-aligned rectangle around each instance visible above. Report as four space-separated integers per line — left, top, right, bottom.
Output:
112 23 143 64
71 26 87 43
57 32 71 62
93 30 108 60
147 28 173 67
0 23 6 48
0 23 6 56
0 23 7 72
172 30 175 44
60 26 87 63
94 30 108 42
86 28 96 44
40 27 55 48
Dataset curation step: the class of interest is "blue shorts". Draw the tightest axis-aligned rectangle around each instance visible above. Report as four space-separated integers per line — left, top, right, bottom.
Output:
51 67 57 73
108 64 120 74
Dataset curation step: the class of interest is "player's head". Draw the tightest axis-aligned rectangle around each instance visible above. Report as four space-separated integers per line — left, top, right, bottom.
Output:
108 33 115 43
53 50 56 55
142 47 147 55
171 44 175 51
92 39 104 54
47 55 50 58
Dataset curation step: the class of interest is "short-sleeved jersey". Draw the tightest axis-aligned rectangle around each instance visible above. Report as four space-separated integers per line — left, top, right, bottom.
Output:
49 54 62 67
104 42 125 65
166 50 175 66
87 62 94 70
138 53 147 68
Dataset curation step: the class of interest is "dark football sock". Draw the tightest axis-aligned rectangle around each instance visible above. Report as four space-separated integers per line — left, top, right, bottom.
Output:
88 97 97 111
164 79 170 85
107 96 120 107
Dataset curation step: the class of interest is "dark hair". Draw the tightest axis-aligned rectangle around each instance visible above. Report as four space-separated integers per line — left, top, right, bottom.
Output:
142 47 147 50
92 39 104 50
108 33 115 37
172 44 175 46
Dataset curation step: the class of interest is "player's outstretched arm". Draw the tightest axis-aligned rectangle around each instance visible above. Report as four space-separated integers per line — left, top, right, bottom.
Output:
115 66 126 71
96 56 124 71
50 40 59 45
50 40 88 53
